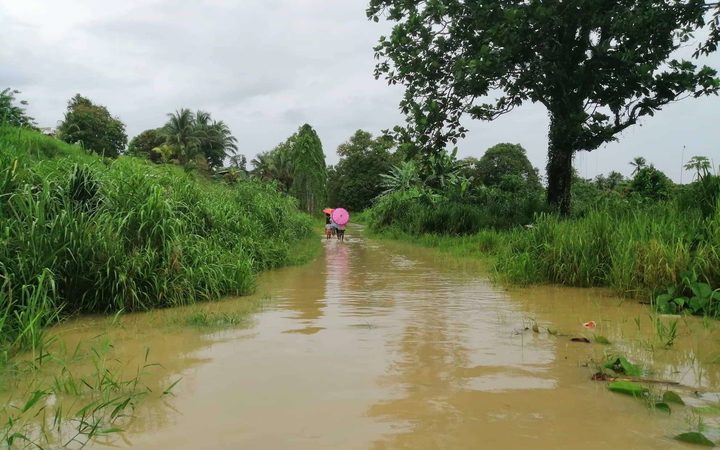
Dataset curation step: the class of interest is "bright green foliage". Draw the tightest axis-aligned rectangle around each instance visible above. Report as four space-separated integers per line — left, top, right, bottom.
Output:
57 94 127 157
604 356 642 376
475 143 541 192
493 202 720 297
368 0 720 214
0 126 313 360
0 88 36 128
608 381 648 397
327 130 395 211
251 124 327 214
127 128 166 160
369 145 545 234
630 166 674 201
655 272 720 317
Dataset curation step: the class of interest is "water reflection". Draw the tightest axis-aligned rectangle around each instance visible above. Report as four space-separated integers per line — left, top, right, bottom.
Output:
5 227 720 449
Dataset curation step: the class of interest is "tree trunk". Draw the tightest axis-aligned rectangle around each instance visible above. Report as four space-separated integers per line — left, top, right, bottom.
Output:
546 113 576 216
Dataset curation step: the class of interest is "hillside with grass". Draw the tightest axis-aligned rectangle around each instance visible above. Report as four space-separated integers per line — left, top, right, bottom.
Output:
0 126 314 361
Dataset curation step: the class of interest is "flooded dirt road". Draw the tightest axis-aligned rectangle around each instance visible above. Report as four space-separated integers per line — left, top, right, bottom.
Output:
17 226 720 449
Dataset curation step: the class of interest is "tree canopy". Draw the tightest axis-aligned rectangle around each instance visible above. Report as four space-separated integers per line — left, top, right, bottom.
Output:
159 109 238 170
475 143 541 192
251 124 327 213
0 88 36 128
127 128 166 161
328 130 395 211
368 0 720 214
57 94 127 157
630 165 674 200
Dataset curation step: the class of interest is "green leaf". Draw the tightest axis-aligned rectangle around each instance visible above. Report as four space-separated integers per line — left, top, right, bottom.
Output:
691 282 713 299
608 381 648 397
21 390 46 413
662 390 684 405
604 356 642 376
674 296 688 308
654 402 671 414
674 432 715 447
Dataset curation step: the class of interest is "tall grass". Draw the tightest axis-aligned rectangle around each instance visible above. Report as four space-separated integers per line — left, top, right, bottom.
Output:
494 204 716 297
367 179 720 304
0 126 314 361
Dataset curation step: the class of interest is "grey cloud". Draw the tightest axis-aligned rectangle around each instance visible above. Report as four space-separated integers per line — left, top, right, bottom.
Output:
1 0 718 179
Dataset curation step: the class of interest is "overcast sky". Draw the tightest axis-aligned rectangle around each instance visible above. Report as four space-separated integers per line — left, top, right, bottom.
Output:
2 0 718 182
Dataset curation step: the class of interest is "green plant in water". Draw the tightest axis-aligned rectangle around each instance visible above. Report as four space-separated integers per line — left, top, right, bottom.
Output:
654 317 679 348
0 341 176 448
655 272 720 317
184 311 249 328
603 355 642 377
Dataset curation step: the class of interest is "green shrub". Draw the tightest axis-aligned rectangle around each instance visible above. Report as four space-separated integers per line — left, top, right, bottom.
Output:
0 126 313 360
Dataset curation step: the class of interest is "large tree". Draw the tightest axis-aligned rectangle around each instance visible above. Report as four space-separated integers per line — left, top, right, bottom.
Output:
251 124 327 212
475 143 541 192
368 0 720 214
328 130 395 211
194 110 238 169
164 108 200 164
57 94 127 157
290 124 327 214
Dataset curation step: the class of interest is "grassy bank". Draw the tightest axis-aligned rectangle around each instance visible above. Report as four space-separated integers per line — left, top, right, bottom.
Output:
367 199 720 314
0 126 315 361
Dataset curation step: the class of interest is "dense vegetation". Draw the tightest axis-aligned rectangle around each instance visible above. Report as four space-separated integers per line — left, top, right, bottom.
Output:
368 0 720 214
0 125 313 361
327 130 395 211
368 144 545 234
251 124 327 214
57 94 128 158
367 150 720 315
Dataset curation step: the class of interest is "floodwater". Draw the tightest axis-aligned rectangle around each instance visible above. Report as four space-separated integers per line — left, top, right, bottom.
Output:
6 225 720 449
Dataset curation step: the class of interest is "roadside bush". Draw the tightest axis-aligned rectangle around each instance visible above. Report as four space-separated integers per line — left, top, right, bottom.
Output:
0 126 313 360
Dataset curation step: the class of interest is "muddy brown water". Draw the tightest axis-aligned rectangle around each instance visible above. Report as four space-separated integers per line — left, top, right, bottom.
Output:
7 225 720 449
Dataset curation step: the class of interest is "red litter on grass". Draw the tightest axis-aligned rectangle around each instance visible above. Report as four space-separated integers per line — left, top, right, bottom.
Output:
331 208 350 226
583 320 596 329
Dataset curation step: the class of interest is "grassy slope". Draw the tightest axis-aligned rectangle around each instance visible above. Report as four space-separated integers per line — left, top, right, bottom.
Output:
0 126 316 358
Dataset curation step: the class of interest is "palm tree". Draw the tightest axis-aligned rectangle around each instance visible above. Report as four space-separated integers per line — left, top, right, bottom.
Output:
684 155 712 180
164 109 199 164
629 156 647 176
251 151 273 181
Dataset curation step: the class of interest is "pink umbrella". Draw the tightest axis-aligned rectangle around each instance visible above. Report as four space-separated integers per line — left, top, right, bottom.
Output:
331 208 350 226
